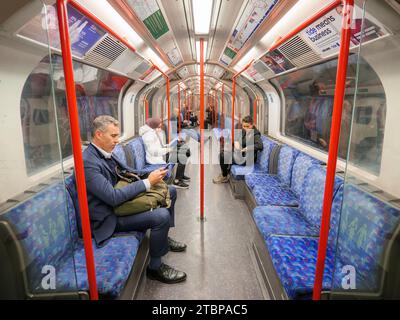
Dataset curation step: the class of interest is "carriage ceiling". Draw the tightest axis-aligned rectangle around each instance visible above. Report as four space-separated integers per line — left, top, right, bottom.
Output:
108 0 299 94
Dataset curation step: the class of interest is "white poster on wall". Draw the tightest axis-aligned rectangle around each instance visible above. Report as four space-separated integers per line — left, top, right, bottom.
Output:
300 4 389 58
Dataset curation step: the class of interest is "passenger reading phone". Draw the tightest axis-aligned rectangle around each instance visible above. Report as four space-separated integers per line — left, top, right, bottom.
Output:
83 115 187 284
140 117 191 189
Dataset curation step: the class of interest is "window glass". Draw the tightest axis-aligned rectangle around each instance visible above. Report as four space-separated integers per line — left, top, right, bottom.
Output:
278 54 386 174
20 55 129 175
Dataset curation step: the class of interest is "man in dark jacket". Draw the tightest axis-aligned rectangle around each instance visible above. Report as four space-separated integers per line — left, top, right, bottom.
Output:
83 115 187 284
213 115 263 183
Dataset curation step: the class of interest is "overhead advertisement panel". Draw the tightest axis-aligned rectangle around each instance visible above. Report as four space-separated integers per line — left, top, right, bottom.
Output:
167 47 183 66
300 4 389 58
245 65 264 82
220 0 279 65
126 0 169 39
260 48 295 74
18 4 106 58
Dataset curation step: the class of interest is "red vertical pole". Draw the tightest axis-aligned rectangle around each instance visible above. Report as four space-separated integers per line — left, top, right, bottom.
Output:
221 84 225 129
216 91 219 129
231 78 236 142
200 38 205 220
313 0 354 300
145 98 149 121
167 78 171 144
184 89 187 121
162 101 165 128
56 0 98 300
253 98 257 125
178 85 181 132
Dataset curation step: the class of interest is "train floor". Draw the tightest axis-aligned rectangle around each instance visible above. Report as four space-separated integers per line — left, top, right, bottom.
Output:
136 139 268 300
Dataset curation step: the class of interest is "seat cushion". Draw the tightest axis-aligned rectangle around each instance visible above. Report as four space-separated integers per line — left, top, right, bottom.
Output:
332 184 400 292
112 144 127 168
2 182 77 290
253 206 318 240
231 165 255 180
245 174 282 190
277 146 299 187
253 185 299 207
126 138 146 170
256 136 277 173
266 236 335 299
290 153 320 198
299 166 343 229
57 236 140 298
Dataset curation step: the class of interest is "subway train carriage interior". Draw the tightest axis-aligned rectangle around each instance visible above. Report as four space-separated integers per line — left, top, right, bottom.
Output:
1 0 400 301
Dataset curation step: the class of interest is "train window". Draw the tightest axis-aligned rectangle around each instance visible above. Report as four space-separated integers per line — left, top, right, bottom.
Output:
278 54 386 175
20 55 129 175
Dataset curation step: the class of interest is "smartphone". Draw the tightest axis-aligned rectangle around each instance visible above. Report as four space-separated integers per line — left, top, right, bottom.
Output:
162 163 174 171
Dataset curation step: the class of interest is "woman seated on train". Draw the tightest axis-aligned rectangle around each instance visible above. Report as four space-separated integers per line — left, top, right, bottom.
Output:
139 117 191 189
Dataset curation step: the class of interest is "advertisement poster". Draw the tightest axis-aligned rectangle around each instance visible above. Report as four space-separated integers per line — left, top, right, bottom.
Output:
261 49 295 74
220 0 278 65
245 65 265 82
127 0 169 39
300 4 389 58
18 4 105 58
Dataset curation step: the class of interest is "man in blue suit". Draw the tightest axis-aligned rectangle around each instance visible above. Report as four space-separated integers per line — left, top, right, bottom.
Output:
83 115 187 284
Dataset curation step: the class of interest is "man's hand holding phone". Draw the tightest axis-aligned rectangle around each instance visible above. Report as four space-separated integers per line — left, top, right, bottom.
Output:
148 168 168 186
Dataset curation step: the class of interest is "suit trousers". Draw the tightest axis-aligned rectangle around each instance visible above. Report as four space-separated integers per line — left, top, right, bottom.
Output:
115 186 177 258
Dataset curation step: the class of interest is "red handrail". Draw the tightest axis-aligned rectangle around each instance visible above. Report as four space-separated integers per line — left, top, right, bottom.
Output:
152 64 171 144
253 97 258 125
313 0 354 300
56 0 98 300
200 38 205 220
144 97 149 121
269 0 342 52
221 84 225 129
231 60 254 141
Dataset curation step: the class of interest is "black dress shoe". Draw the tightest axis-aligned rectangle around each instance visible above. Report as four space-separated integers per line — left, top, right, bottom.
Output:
146 263 187 284
168 237 187 252
182 175 191 182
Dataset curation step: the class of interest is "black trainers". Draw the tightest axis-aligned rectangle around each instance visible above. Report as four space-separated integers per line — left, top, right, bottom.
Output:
173 180 189 189
182 175 191 182
147 263 187 284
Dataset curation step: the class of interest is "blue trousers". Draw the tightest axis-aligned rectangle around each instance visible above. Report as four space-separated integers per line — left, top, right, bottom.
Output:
115 186 177 258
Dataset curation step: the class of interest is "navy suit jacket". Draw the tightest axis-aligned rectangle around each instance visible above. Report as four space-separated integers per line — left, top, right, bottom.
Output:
83 144 146 246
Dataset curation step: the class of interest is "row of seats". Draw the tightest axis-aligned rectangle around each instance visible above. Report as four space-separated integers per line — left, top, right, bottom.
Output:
212 116 238 140
1 174 144 298
113 137 174 180
0 137 178 299
232 135 400 299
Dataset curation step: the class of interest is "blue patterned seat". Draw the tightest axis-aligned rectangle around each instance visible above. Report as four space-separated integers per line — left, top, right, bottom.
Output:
331 184 400 293
57 236 140 298
251 153 321 206
253 206 319 239
261 186 344 299
245 145 299 190
2 176 145 298
112 144 127 167
266 236 336 299
253 167 344 239
125 138 173 179
253 185 298 207
230 136 278 180
2 183 79 293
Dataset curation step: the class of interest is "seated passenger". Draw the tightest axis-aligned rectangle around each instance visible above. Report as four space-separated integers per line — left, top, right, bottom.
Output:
139 117 191 189
189 112 199 127
213 115 263 184
83 115 187 284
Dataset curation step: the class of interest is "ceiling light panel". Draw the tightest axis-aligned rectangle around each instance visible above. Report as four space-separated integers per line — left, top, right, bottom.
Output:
192 0 213 35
